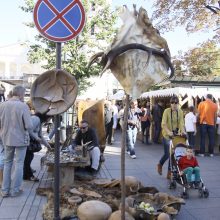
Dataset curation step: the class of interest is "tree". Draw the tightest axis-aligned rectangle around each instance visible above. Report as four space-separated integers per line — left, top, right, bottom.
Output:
20 0 117 94
152 0 220 37
172 40 220 78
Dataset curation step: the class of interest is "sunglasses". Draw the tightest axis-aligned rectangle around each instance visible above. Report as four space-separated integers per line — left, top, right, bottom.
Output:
171 102 178 104
80 126 88 129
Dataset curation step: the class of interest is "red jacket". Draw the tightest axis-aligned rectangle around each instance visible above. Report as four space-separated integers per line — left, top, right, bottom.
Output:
178 156 199 170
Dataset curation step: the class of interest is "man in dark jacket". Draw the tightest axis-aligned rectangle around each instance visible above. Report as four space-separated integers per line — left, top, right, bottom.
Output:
152 100 164 144
73 120 100 174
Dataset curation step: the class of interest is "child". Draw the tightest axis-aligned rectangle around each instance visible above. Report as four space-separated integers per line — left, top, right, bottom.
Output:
184 106 197 148
178 146 200 188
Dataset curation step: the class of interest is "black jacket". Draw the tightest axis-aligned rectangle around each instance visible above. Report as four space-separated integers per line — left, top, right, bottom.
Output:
152 104 164 122
74 127 99 148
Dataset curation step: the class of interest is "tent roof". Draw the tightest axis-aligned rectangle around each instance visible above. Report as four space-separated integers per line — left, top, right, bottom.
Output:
170 76 220 86
109 90 125 100
141 87 220 100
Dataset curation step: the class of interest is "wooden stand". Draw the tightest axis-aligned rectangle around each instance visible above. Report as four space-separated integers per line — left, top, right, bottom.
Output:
46 153 90 187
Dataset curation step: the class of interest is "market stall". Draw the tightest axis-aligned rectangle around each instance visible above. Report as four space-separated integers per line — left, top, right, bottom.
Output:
141 87 220 153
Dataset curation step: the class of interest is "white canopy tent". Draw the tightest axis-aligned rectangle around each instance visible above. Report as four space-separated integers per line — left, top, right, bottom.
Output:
141 87 220 100
109 90 125 100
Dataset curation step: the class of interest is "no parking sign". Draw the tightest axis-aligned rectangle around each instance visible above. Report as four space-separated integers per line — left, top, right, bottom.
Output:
34 0 85 42
33 1 85 219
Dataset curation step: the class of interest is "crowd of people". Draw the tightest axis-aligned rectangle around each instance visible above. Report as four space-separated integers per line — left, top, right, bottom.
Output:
104 93 218 170
104 93 218 192
0 85 104 198
1 84 219 198
104 98 165 159
0 85 51 197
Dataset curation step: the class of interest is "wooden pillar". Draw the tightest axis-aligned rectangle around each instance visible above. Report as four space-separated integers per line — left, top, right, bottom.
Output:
60 166 75 187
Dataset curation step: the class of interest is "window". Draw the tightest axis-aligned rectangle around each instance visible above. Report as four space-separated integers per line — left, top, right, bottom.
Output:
0 62 5 74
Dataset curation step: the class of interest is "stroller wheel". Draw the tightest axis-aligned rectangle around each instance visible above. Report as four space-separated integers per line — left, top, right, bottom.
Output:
181 191 188 199
198 188 203 198
169 181 177 189
203 189 209 198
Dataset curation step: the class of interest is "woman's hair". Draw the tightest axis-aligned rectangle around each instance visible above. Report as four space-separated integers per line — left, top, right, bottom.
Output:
80 119 89 125
130 99 138 106
206 94 213 100
186 146 193 150
189 106 194 112
170 96 179 103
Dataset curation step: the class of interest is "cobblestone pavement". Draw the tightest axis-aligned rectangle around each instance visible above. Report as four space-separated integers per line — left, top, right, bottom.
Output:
0 130 220 219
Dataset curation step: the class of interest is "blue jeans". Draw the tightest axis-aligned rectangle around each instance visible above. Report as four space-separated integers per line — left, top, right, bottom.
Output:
159 137 171 170
200 124 215 154
0 143 4 169
141 120 151 143
126 127 138 156
2 146 27 194
187 132 195 148
183 166 200 182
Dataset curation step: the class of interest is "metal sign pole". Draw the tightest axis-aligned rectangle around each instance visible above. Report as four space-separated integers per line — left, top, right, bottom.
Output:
33 1 85 219
121 94 129 220
54 42 62 220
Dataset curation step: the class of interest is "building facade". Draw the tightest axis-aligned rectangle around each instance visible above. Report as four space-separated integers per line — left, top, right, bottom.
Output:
0 42 45 95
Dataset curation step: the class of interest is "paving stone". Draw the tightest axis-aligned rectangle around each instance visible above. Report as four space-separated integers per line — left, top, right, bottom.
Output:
0 206 24 218
1 130 220 219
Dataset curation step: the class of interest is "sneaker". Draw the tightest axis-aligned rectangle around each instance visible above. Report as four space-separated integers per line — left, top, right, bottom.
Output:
61 147 70 153
157 164 162 175
130 155 136 159
209 154 214 157
11 189 23 197
126 151 130 155
100 154 105 163
1 191 10 198
197 154 205 157
24 176 39 182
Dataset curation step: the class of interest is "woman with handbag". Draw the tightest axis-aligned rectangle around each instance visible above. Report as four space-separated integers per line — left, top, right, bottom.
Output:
23 115 50 181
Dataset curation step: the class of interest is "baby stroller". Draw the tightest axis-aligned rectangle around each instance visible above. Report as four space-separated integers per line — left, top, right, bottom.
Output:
168 135 209 199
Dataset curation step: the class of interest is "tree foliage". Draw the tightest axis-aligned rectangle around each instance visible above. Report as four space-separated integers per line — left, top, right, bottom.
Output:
173 40 220 78
150 1 220 78
20 0 117 94
152 0 220 37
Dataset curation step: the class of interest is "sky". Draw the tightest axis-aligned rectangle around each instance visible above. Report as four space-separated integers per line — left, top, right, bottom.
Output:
0 0 215 56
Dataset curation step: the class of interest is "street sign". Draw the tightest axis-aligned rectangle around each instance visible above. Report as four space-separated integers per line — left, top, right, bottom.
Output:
33 0 85 42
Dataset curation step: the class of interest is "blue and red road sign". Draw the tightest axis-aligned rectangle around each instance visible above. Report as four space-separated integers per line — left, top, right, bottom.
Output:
33 0 85 42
